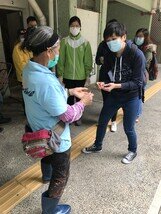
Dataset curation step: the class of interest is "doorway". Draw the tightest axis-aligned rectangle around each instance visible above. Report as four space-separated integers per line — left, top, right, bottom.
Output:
0 9 23 64
0 9 24 97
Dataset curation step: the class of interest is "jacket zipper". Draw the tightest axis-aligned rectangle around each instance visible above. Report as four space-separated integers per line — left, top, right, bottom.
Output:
73 38 76 79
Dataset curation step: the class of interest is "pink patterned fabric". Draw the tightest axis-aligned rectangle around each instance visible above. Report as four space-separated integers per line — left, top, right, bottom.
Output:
59 101 85 123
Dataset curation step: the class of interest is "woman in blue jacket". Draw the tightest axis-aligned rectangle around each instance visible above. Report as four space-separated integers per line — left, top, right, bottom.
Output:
83 22 145 164
22 26 93 214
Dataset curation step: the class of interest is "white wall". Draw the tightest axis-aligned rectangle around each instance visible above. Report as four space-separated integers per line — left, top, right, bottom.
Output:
116 0 153 12
0 0 28 9
76 8 99 84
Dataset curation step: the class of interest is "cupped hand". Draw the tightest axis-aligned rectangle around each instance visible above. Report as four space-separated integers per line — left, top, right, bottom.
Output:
96 82 105 90
103 83 116 92
80 92 94 106
69 87 89 99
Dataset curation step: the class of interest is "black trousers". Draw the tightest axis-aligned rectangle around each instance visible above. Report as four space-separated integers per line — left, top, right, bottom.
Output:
63 78 86 105
41 149 71 198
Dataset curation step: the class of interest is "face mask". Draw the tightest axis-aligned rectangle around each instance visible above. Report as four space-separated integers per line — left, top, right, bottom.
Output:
107 39 122 52
20 37 25 43
70 27 80 36
48 55 59 69
135 37 144 46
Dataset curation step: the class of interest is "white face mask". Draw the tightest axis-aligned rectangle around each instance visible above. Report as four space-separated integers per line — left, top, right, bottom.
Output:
70 27 80 36
20 37 25 43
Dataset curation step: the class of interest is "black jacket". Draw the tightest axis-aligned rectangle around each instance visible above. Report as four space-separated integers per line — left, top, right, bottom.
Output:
95 40 146 99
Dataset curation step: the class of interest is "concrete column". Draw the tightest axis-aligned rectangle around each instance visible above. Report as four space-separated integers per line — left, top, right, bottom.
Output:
148 15 153 32
98 0 108 42
95 0 108 80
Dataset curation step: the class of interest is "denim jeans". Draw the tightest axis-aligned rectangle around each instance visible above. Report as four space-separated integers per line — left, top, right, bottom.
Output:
95 95 140 153
137 99 143 118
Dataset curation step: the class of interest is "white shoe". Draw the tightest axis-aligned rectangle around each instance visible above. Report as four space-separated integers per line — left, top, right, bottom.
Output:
110 121 117 132
135 118 139 123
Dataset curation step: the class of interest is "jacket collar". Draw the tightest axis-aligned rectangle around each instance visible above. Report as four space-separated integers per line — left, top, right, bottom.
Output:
69 33 81 40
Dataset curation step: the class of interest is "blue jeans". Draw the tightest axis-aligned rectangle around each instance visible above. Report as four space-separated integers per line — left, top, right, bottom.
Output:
95 95 140 153
137 99 142 118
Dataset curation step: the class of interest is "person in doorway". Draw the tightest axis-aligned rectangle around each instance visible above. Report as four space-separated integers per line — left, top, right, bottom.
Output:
22 26 93 213
82 22 145 164
57 16 93 126
12 28 34 115
26 16 38 28
96 19 118 132
12 28 33 83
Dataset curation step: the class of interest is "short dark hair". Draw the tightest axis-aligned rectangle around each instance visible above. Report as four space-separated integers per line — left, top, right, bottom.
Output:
103 22 127 39
27 16 37 24
107 19 118 24
69 16 81 27
135 28 149 37
106 19 118 28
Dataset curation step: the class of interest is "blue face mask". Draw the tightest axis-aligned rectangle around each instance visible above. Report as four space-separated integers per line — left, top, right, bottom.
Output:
135 37 144 46
107 39 122 52
48 55 59 69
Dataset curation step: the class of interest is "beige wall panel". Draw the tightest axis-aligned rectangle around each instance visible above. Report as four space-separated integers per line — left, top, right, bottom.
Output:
77 8 99 83
0 0 27 9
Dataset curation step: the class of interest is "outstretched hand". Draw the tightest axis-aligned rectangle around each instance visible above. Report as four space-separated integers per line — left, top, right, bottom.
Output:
96 82 121 92
96 82 105 90
103 83 116 92
69 87 90 99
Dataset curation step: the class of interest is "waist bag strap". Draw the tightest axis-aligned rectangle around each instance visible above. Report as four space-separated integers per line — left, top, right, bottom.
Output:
52 120 65 135
48 121 66 152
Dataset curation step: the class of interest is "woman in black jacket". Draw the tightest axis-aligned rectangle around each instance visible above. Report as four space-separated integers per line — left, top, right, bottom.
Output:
83 22 145 164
